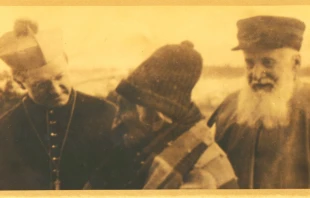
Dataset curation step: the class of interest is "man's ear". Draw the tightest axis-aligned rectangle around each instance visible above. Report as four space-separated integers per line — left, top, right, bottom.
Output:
13 78 26 90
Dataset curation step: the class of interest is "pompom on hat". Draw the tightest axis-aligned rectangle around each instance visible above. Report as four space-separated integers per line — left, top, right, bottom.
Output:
116 40 203 121
232 15 306 51
0 18 66 75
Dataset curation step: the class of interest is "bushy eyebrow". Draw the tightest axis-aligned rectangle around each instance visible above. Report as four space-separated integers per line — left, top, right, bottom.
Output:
54 72 65 80
261 57 277 65
245 58 255 64
261 57 276 61
31 80 49 88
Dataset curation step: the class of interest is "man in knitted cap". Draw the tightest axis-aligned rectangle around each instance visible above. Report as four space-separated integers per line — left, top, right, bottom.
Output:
0 19 125 190
112 41 238 189
208 15 310 188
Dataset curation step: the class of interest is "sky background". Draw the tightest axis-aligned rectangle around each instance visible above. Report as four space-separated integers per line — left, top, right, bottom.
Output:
0 6 310 70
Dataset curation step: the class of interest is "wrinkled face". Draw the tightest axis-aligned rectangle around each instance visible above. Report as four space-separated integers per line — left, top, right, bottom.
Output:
243 48 300 93
20 64 72 108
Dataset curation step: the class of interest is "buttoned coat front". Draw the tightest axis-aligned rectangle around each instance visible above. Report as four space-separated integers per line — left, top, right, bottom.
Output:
0 90 126 190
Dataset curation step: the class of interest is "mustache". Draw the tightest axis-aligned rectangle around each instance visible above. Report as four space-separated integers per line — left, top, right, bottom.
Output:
252 83 273 91
248 73 278 84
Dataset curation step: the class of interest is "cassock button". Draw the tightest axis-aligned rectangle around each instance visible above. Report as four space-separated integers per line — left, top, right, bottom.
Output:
52 145 58 149
49 120 57 124
136 152 141 156
49 110 54 114
50 133 58 137
140 161 145 165
52 157 59 161
52 169 58 173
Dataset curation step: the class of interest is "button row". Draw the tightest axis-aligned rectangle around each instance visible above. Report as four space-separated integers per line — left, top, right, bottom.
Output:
48 110 60 187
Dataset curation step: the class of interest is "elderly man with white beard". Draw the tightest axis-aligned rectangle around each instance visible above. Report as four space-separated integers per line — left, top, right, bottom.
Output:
207 15 310 189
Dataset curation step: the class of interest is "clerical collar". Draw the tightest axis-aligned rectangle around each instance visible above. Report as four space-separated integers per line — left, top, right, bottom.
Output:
23 89 76 114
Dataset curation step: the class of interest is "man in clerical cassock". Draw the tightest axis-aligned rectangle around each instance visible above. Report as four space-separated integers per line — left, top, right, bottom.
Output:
208 15 310 188
0 19 124 190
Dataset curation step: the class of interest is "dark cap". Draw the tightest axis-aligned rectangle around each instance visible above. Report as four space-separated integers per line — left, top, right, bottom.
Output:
116 40 203 121
232 15 306 51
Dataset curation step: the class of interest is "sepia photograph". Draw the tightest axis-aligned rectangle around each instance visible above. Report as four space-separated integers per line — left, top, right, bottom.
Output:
0 2 310 197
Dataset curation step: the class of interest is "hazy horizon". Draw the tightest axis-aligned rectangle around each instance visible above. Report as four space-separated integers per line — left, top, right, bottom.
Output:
0 6 310 71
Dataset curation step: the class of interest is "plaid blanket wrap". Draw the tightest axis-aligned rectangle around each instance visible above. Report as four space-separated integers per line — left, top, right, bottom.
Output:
143 120 238 189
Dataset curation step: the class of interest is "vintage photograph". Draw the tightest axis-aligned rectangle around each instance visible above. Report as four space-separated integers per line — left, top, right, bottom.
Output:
0 5 310 194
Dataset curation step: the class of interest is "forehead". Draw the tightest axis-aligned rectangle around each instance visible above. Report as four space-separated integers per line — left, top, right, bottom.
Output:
243 48 295 60
21 54 69 84
25 65 68 84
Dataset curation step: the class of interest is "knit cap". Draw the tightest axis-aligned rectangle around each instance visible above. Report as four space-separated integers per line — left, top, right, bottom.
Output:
116 41 203 121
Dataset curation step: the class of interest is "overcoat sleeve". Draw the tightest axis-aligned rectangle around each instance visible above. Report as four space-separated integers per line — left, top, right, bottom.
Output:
81 97 134 189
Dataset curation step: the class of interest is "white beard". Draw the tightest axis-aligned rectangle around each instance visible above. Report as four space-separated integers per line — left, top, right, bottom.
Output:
236 73 296 129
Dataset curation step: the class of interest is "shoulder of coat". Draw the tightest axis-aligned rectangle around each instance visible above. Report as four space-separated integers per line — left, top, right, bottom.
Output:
76 91 117 116
207 90 240 128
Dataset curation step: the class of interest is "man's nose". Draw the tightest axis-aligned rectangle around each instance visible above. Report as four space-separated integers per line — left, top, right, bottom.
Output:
251 64 266 81
49 82 62 95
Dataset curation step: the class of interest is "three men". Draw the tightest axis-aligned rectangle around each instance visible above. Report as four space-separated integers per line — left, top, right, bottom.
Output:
208 16 310 188
0 19 123 190
1 15 309 190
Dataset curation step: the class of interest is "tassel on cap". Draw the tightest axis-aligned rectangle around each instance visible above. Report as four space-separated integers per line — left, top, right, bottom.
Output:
181 40 194 49
14 18 38 36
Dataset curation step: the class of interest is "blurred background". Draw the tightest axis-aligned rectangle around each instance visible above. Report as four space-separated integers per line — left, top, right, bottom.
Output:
1 6 310 118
